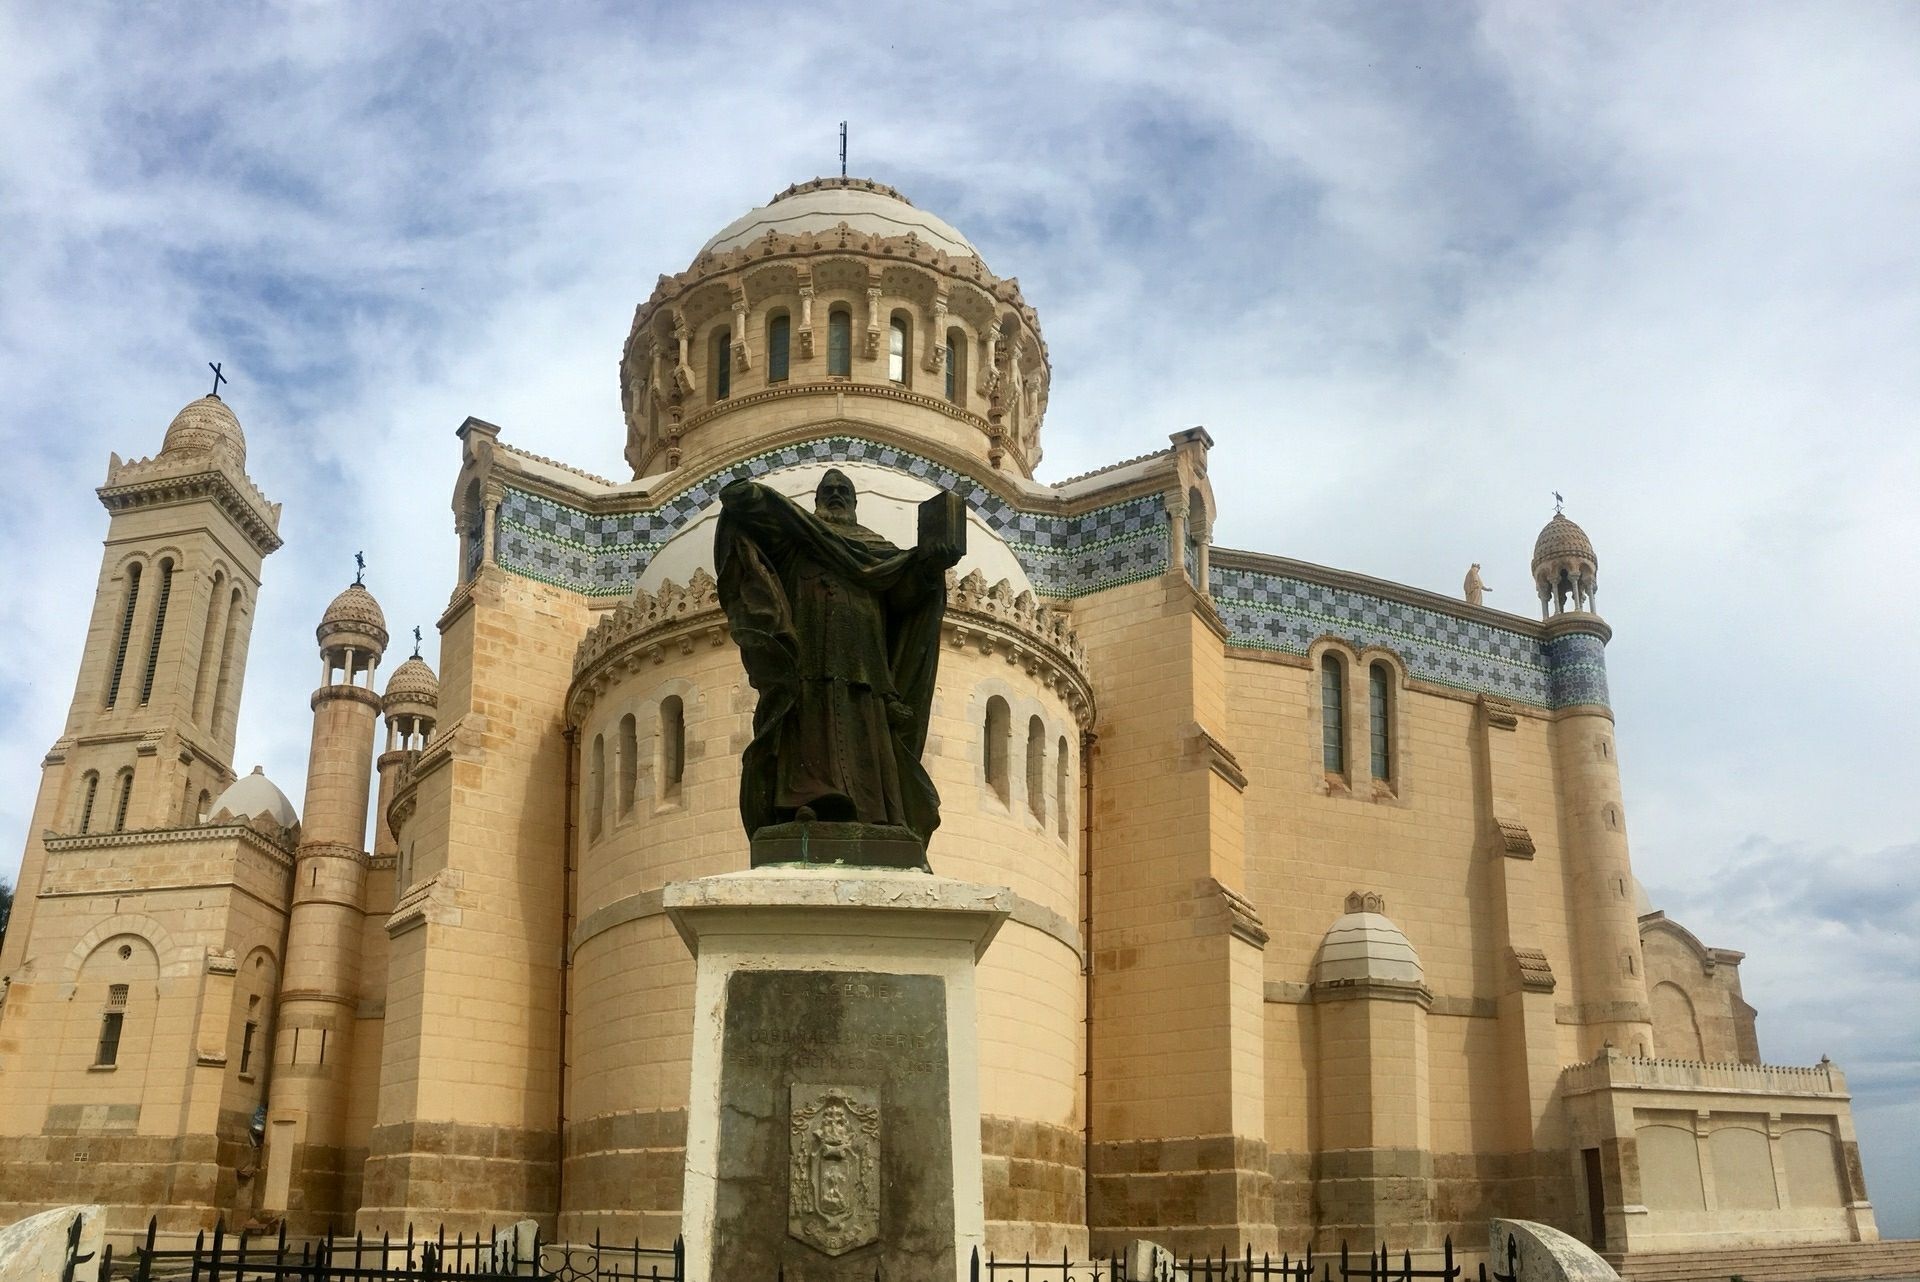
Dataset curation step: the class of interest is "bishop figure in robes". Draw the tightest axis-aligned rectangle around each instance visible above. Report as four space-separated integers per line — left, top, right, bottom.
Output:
715 469 966 870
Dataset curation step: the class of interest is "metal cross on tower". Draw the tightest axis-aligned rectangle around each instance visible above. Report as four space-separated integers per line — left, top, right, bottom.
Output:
208 362 227 396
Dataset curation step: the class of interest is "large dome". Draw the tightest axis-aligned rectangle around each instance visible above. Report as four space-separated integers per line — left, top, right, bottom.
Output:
207 766 298 829
699 177 979 260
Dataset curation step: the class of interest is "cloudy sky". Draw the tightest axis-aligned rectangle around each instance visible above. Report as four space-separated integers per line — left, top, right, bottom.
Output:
2 1 1914 1235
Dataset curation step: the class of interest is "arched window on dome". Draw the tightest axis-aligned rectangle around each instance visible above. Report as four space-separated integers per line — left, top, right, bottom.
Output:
983 696 1010 806
138 558 175 706
1055 735 1070 840
1369 663 1394 785
77 770 100 834
106 563 142 708
709 326 731 400
827 308 852 377
1026 717 1047 824
766 311 791 383
617 713 638 819
945 327 967 405
588 733 606 841
888 313 911 386
1320 654 1346 777
659 695 686 805
112 767 135 833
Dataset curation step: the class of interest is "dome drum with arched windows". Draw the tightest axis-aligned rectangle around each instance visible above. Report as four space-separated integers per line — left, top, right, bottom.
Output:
618 177 1052 483
1533 511 1599 618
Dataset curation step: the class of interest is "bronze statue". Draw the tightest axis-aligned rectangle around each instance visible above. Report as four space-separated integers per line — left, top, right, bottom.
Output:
715 470 965 868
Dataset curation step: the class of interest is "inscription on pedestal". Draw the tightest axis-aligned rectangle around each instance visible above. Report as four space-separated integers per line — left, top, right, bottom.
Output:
716 971 952 1281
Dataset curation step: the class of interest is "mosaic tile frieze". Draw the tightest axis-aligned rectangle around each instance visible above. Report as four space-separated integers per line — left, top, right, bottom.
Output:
1209 565 1608 710
494 436 1168 598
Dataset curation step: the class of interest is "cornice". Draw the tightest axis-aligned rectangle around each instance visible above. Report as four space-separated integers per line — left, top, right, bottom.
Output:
44 821 294 863
1212 546 1547 641
98 463 282 555
676 380 991 447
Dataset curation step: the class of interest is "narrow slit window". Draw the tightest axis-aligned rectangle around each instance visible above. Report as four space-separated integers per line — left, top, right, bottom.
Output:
210 587 244 730
984 697 1011 805
1026 717 1047 823
113 769 134 832
618 713 638 818
239 1020 258 1075
589 734 606 840
1369 663 1393 783
767 313 791 383
192 570 226 722
1055 736 1070 840
660 696 686 800
828 309 852 376
78 772 99 834
945 327 967 404
96 984 129 1067
1321 655 1346 776
888 316 910 384
139 560 175 705
106 564 142 707
711 327 731 400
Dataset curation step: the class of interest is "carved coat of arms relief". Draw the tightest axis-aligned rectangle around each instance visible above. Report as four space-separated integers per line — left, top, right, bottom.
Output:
789 1084 881 1256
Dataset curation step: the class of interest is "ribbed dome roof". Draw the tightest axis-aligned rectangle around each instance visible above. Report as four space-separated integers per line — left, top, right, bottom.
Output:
1533 513 1597 567
700 177 979 260
318 582 388 649
207 766 297 829
383 655 439 707
1314 911 1425 986
161 394 246 465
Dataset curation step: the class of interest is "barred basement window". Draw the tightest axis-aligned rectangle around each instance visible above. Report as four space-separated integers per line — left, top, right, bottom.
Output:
105 564 142 707
827 309 852 376
1321 655 1346 776
767 312 791 383
96 984 129 1067
139 559 175 705
1369 663 1393 783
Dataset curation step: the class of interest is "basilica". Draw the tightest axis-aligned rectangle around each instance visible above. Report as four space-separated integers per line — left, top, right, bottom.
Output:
0 178 1886 1266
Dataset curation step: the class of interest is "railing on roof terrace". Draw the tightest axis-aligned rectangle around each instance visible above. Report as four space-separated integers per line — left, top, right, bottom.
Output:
1558 1049 1844 1096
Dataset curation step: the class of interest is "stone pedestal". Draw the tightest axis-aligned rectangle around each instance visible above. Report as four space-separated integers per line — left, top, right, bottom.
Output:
665 867 1010 1282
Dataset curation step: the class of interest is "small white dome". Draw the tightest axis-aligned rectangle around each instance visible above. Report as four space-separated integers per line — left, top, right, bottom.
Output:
701 178 979 261
207 766 298 829
1314 911 1425 986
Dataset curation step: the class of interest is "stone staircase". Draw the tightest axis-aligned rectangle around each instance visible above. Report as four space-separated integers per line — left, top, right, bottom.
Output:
1614 1239 1920 1282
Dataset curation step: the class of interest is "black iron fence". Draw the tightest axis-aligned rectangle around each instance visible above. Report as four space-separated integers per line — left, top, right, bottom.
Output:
66 1213 1481 1282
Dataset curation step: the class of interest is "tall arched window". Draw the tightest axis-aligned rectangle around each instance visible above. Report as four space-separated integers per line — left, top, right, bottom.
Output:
827 308 852 377
1369 663 1393 783
767 312 791 383
1055 736 1070 840
197 789 211 822
139 559 175 705
112 768 135 832
888 315 910 384
96 983 129 1067
710 327 732 400
1026 717 1047 823
659 696 686 802
211 587 244 732
984 697 1011 805
106 563 142 708
77 771 100 834
1320 655 1346 776
945 327 967 404
588 734 606 840
618 713 638 818
192 570 227 723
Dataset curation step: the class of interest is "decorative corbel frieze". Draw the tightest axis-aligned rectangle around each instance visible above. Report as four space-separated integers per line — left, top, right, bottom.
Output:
1493 818 1536 859
1480 695 1519 731
1510 947 1556 993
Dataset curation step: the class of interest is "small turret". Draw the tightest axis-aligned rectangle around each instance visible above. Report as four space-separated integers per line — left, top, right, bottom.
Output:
1532 511 1598 618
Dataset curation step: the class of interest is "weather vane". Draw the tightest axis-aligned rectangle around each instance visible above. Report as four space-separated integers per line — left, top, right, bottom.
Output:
412 625 423 659
839 121 847 178
1553 490 1564 514
353 551 366 586
208 362 227 397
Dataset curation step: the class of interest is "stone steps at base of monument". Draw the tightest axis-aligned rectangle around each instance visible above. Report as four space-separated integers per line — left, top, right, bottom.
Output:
1615 1239 1920 1282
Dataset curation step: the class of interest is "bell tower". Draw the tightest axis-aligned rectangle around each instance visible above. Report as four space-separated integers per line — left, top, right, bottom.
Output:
0 391 282 977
